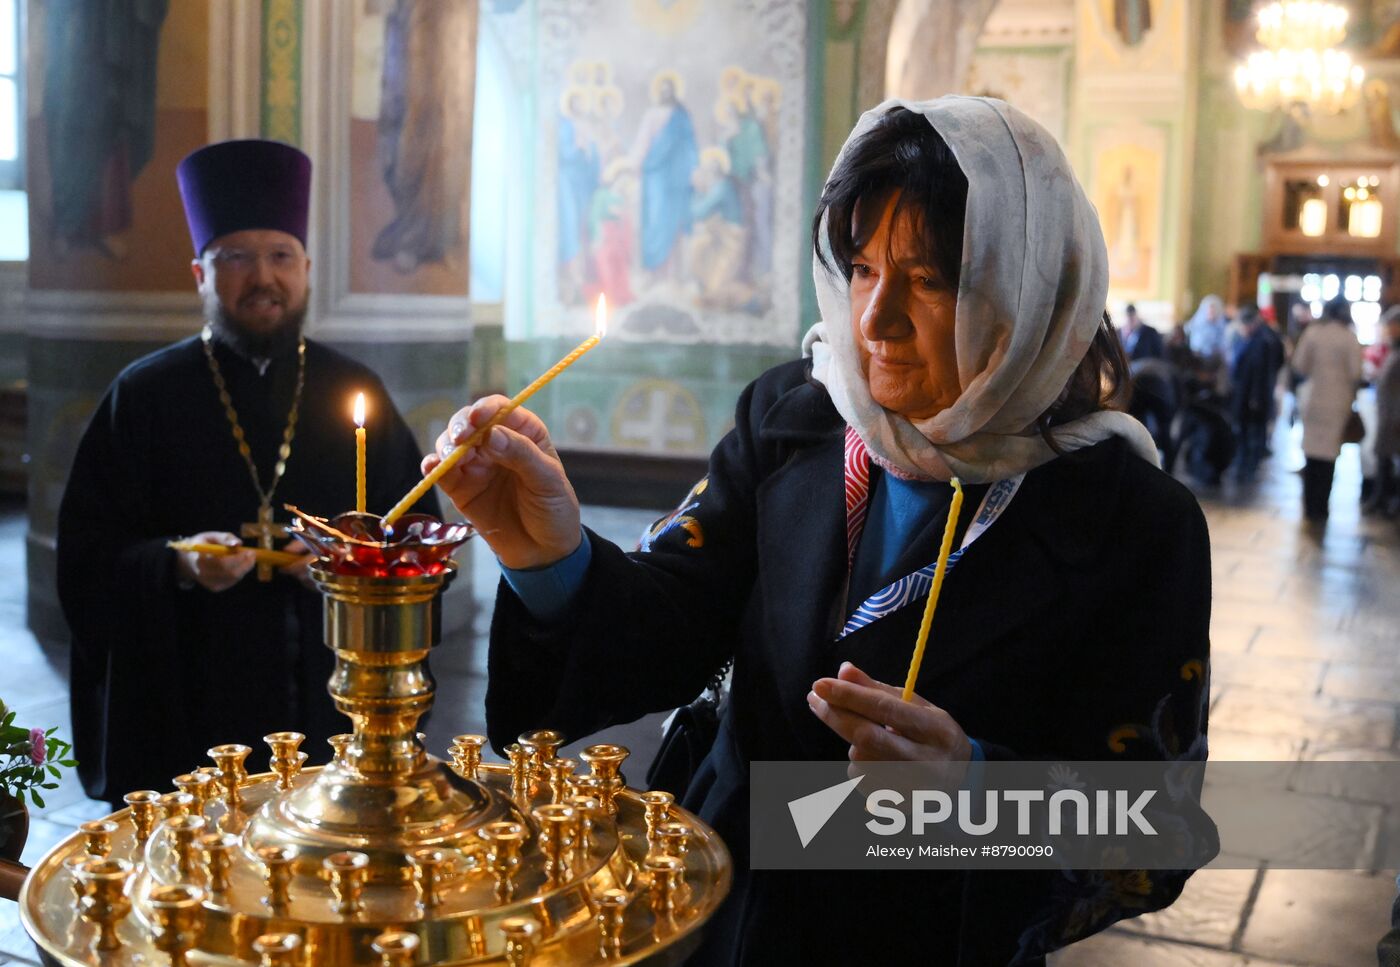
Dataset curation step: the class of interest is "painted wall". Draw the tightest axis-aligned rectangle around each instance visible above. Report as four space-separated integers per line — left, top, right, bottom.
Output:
26 0 208 291
488 0 838 459
965 46 1073 147
1070 0 1199 324
347 1 477 296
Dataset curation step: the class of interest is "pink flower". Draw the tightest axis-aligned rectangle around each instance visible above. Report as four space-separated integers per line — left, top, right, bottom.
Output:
28 728 45 765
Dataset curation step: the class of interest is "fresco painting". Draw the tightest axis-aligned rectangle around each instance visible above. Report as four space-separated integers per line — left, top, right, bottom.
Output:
28 0 207 291
554 59 781 324
1091 128 1166 297
534 0 806 348
349 0 477 297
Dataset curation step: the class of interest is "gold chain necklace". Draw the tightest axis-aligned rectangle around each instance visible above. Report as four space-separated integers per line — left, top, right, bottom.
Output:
201 326 306 580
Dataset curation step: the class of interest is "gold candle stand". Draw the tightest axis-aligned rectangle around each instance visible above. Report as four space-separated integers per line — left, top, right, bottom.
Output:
20 559 731 964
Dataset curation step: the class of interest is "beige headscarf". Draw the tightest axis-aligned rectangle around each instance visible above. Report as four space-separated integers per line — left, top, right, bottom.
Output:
805 96 1159 484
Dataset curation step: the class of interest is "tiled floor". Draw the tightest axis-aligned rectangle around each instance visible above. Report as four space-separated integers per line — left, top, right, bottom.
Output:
3 417 1399 965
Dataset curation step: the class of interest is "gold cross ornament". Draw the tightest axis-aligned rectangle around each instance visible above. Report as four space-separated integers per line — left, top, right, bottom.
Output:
241 504 282 582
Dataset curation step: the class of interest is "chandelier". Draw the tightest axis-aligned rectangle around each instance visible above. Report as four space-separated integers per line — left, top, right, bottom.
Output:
1234 1 1365 115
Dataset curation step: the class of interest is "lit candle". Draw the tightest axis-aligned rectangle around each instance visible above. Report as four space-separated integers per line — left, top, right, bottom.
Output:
901 478 963 703
354 393 367 514
382 295 609 527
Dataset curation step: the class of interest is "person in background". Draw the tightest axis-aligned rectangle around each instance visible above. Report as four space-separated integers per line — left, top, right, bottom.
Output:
1292 297 1363 523
56 140 438 808
1258 305 1288 440
1119 302 1164 361
1366 306 1400 517
1185 295 1229 368
1166 320 1196 374
1287 301 1314 348
1229 306 1284 482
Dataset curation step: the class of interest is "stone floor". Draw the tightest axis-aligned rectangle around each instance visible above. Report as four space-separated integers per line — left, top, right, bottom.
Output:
3 418 1399 965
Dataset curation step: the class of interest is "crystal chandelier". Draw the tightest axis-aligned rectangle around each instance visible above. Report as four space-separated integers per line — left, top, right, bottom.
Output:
1234 1 1365 115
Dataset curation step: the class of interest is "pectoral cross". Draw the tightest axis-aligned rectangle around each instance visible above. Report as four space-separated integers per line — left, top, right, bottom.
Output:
241 503 281 582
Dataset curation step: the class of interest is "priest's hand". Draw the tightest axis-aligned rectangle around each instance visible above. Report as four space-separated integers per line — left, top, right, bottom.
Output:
808 662 972 770
424 396 582 570
278 538 317 589
173 531 256 592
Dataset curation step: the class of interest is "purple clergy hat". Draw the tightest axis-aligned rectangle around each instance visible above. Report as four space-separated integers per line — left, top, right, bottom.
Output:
176 139 312 255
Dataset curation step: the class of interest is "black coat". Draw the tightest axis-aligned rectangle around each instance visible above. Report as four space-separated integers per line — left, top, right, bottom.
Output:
56 336 438 804
488 360 1212 965
1230 326 1285 425
1124 323 1165 361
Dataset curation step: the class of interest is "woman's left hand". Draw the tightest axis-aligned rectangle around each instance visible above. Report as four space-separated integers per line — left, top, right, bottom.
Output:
808 661 972 763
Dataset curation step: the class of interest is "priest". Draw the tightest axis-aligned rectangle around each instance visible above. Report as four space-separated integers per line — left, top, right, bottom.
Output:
56 139 439 808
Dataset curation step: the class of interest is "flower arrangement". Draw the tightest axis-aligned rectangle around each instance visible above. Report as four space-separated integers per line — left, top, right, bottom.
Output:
1 701 76 809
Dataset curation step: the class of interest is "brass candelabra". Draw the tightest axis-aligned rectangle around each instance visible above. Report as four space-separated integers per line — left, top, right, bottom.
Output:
20 547 731 964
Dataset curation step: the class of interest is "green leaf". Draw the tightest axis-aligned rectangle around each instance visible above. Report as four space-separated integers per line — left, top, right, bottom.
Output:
41 782 56 789
60 759 77 768
30 790 44 808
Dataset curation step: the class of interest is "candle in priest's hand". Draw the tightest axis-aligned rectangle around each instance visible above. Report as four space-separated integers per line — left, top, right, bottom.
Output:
381 294 609 528
354 393 367 514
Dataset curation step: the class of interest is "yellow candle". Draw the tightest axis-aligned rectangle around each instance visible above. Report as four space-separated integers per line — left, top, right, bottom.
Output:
166 540 303 568
354 393 367 514
901 477 963 703
382 294 609 527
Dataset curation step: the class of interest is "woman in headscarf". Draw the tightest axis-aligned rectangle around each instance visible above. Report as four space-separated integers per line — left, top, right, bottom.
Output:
1292 297 1363 522
426 98 1212 965
1185 294 1228 367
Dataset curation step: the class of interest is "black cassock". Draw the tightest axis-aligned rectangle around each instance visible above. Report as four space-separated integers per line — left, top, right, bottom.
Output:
57 335 439 805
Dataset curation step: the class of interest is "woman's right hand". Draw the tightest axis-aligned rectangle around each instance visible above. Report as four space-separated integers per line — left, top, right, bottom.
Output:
425 396 582 570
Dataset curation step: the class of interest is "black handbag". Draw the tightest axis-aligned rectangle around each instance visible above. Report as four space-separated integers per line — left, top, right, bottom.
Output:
644 660 732 799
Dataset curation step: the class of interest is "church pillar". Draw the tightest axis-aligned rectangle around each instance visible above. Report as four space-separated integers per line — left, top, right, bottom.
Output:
24 0 481 642
883 0 998 104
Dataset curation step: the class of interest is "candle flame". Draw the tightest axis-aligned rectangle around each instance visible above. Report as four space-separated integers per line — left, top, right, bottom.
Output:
353 392 366 427
594 293 608 339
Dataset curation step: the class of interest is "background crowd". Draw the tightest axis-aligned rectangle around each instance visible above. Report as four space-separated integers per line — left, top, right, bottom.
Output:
1119 297 1400 524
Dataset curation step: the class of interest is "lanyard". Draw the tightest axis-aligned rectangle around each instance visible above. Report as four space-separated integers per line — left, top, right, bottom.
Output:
838 428 1022 639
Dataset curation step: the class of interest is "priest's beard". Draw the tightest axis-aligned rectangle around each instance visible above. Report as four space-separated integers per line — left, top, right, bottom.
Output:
204 288 310 361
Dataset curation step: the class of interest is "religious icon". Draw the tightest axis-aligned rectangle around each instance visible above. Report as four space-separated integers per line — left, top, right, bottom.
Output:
1092 133 1164 295
42 0 170 260
558 84 600 305
371 0 475 275
630 70 699 286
